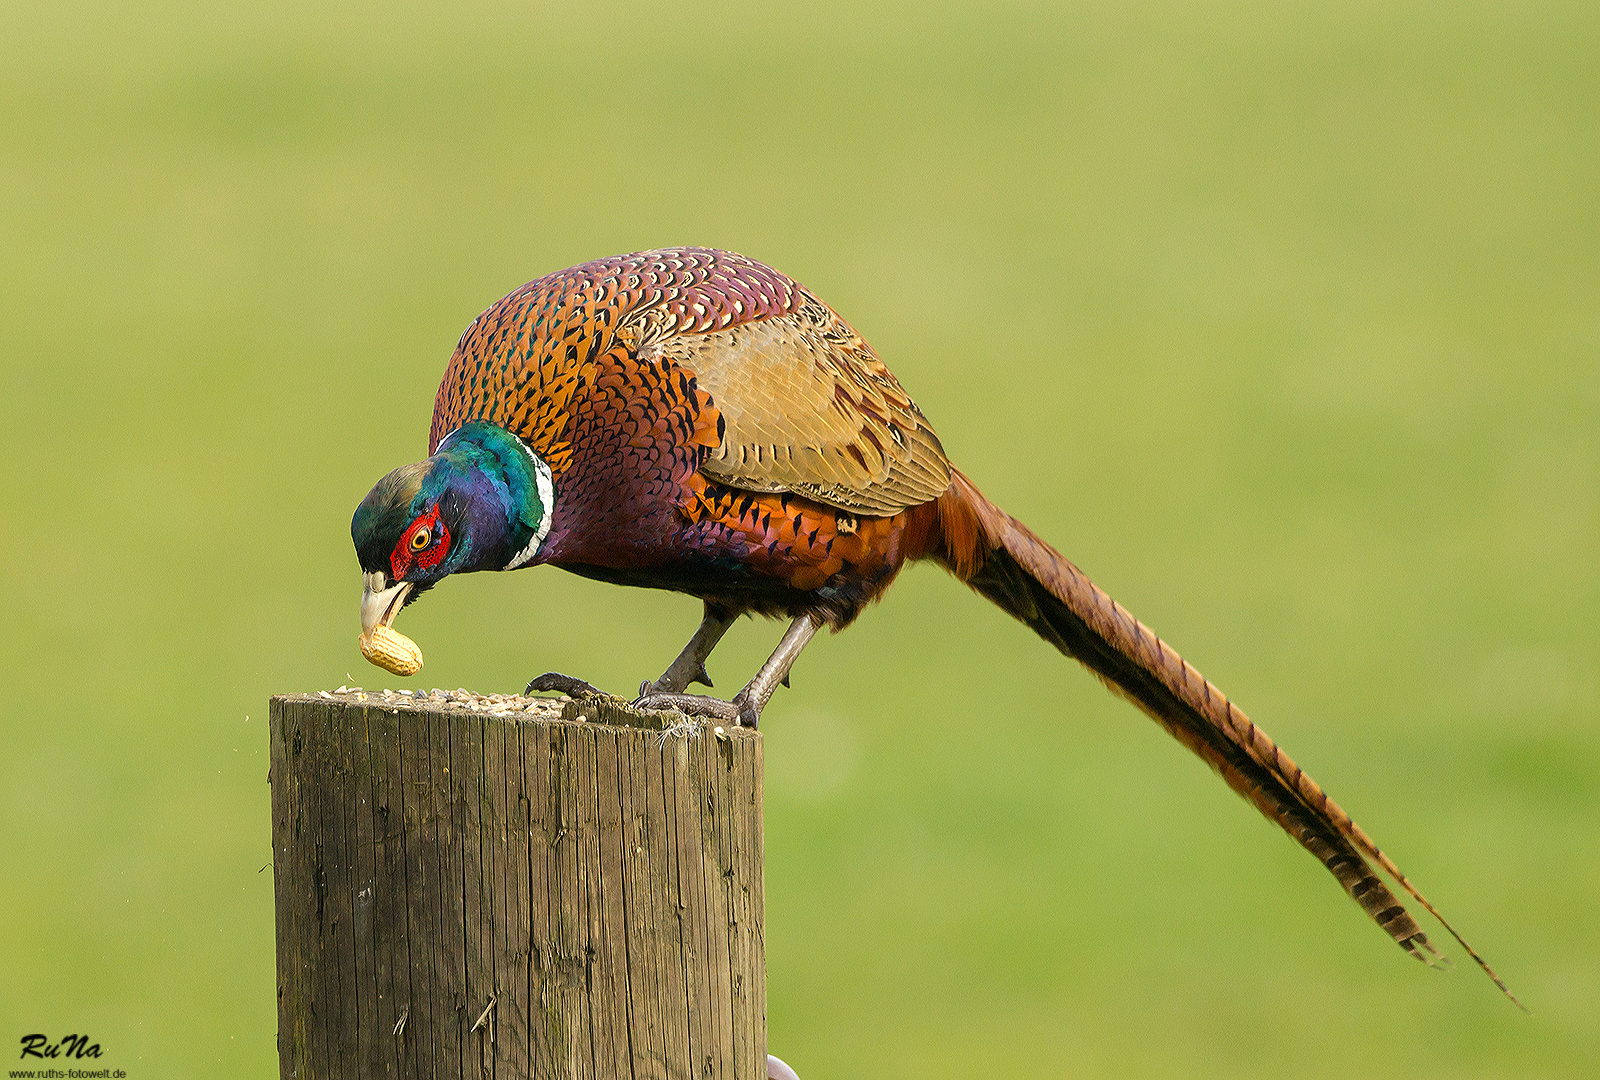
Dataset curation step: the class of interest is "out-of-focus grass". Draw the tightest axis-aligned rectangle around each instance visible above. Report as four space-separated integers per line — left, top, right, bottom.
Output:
1 1 1595 1075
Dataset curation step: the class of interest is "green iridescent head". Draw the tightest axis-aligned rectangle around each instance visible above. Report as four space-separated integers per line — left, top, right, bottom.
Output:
351 420 553 641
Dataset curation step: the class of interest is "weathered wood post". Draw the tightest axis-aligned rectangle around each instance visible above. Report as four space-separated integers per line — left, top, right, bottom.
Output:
269 689 766 1079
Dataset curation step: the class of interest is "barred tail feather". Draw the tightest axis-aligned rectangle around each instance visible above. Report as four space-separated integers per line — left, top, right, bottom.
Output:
932 468 1520 1008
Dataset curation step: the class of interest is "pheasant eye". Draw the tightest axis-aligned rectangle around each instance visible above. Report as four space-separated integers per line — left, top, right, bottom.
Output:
410 528 431 551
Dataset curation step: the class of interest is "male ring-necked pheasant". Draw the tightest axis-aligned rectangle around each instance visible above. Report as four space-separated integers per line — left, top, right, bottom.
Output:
352 247 1515 1002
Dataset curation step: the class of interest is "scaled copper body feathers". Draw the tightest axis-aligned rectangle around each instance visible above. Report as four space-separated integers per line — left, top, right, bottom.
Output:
352 247 1516 1005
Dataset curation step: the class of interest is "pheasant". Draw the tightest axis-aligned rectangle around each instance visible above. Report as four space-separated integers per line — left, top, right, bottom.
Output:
351 247 1516 1002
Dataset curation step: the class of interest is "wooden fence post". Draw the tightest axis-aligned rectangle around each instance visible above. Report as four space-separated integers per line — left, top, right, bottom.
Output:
269 689 766 1079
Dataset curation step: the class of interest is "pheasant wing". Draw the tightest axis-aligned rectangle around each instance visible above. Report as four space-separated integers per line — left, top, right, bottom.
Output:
646 292 952 515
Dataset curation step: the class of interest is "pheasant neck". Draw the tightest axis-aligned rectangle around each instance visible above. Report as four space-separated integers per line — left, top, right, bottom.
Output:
502 447 553 570
432 420 555 572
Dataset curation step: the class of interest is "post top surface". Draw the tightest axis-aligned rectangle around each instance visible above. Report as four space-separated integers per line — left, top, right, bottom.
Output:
271 688 760 742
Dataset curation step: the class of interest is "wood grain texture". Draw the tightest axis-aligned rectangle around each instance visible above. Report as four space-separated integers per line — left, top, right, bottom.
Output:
270 692 766 1079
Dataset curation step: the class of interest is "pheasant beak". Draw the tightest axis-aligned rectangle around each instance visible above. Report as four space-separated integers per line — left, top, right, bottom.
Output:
360 571 413 641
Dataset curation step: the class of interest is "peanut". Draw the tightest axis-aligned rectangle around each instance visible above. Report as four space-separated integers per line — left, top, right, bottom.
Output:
360 625 424 676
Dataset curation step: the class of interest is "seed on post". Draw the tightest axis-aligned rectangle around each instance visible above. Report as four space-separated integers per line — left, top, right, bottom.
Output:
360 626 423 676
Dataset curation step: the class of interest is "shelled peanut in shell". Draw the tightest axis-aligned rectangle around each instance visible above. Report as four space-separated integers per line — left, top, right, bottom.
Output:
360 625 423 676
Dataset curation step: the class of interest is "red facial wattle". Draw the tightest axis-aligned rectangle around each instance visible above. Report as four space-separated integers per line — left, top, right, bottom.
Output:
390 506 450 580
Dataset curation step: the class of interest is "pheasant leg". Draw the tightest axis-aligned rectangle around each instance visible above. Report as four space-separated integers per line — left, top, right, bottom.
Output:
635 612 822 728
638 602 737 695
526 603 737 700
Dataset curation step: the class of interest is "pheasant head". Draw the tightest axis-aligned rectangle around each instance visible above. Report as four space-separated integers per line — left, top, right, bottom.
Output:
351 421 553 658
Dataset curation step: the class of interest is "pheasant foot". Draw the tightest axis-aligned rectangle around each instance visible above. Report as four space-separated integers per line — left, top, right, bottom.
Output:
525 671 606 698
633 690 756 728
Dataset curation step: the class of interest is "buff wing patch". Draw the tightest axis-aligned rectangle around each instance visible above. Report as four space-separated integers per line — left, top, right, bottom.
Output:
654 292 951 516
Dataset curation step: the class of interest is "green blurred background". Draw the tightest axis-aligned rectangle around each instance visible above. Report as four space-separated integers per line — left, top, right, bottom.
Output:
2 1 1596 1075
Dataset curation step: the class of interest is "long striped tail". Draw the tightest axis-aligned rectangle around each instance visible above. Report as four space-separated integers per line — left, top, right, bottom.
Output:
929 467 1521 1008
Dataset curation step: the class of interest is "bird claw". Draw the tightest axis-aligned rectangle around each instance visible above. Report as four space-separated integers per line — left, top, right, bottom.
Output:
526 672 604 698
631 691 760 729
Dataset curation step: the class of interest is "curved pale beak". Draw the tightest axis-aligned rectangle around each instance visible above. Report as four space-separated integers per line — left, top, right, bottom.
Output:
360 571 414 641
